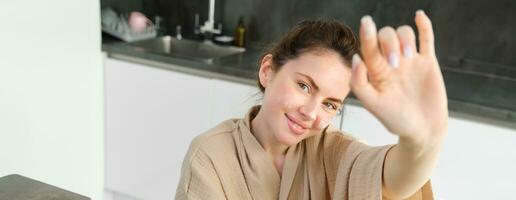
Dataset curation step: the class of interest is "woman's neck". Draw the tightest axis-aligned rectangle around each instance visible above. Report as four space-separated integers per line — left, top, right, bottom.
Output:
250 110 289 157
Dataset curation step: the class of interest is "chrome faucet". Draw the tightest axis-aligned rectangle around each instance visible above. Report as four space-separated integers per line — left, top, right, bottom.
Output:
194 13 200 35
199 0 221 42
176 25 182 40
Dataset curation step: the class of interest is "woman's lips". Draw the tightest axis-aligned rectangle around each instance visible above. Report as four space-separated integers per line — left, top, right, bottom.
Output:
285 114 308 135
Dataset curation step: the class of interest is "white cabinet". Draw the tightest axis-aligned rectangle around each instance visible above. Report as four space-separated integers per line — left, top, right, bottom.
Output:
105 58 214 200
207 78 261 125
339 104 397 145
105 58 263 200
338 104 516 200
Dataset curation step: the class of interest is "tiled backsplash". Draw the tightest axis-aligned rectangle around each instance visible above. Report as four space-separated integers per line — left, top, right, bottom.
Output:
101 0 516 78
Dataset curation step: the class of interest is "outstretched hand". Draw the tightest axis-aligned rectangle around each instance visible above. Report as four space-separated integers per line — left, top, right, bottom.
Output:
350 10 448 146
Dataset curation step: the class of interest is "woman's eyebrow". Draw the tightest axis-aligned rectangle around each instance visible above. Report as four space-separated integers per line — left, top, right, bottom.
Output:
295 72 344 104
296 72 320 91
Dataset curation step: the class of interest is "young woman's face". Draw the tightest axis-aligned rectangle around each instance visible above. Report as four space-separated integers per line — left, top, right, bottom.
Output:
258 50 352 146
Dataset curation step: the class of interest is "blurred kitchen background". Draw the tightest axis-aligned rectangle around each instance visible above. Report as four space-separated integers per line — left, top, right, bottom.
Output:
1 0 516 200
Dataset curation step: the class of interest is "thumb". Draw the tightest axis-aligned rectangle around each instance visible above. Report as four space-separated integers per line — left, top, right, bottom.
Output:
350 54 379 108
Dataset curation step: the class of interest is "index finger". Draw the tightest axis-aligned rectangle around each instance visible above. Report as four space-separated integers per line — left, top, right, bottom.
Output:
415 10 435 57
360 16 390 79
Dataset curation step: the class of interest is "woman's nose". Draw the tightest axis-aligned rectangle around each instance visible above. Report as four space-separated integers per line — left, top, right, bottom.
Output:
299 100 317 120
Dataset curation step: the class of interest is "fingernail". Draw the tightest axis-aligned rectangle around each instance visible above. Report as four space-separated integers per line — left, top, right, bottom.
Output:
403 45 414 58
416 10 425 16
361 15 375 37
388 53 399 68
352 54 361 70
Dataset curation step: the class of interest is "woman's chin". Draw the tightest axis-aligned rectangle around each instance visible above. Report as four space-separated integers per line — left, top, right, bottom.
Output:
275 131 303 146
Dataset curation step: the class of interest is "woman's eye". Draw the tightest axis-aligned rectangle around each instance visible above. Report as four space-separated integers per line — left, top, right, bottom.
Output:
298 82 310 93
324 102 337 110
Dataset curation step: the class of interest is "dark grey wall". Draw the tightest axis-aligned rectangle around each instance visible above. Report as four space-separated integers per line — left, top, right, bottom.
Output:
101 0 516 75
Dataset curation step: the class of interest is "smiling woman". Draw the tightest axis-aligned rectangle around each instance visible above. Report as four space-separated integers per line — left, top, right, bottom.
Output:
253 51 351 150
176 11 444 200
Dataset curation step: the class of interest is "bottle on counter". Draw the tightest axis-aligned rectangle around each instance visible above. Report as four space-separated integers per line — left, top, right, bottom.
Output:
234 16 246 47
154 15 167 36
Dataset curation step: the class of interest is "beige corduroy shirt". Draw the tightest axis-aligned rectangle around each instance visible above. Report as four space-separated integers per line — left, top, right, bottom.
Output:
175 106 433 200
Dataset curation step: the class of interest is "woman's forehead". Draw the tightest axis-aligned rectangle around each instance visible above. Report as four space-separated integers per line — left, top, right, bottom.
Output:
283 51 351 79
281 51 352 99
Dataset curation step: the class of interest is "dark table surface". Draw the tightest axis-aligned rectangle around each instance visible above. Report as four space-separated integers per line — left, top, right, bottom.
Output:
0 174 89 200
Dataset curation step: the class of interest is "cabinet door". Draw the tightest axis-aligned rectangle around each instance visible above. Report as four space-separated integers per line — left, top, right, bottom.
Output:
338 103 516 199
105 58 213 200
339 104 397 145
208 79 260 124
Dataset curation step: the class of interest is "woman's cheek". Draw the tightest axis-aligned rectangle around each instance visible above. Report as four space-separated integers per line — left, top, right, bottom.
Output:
264 84 286 109
318 120 330 129
274 85 302 110
315 116 331 130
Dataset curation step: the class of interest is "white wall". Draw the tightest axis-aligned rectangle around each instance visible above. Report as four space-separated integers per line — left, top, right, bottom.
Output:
0 1 103 199
341 104 516 200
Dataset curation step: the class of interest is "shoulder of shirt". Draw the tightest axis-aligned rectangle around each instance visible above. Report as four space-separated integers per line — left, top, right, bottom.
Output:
322 125 369 146
323 125 357 142
186 118 240 158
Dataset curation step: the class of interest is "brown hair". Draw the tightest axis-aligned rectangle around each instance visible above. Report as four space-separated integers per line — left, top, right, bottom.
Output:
257 19 359 92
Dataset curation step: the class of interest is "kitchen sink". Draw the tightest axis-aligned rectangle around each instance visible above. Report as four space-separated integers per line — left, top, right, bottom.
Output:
125 36 245 63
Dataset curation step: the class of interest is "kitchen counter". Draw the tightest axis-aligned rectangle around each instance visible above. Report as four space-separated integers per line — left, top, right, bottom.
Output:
102 39 516 127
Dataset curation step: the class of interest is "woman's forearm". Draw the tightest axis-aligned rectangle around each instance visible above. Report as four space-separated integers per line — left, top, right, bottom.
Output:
382 132 446 199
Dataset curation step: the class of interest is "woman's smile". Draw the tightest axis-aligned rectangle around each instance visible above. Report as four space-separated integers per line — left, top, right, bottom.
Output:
285 113 309 135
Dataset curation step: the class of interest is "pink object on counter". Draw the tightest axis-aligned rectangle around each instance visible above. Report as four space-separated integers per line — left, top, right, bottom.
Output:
128 12 153 33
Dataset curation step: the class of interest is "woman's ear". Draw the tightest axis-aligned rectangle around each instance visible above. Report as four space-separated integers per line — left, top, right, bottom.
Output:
259 54 274 89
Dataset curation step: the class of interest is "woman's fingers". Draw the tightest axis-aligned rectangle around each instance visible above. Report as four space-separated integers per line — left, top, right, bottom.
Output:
378 26 401 68
351 54 379 109
396 25 417 60
359 16 390 81
415 10 435 57
358 11 432 86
